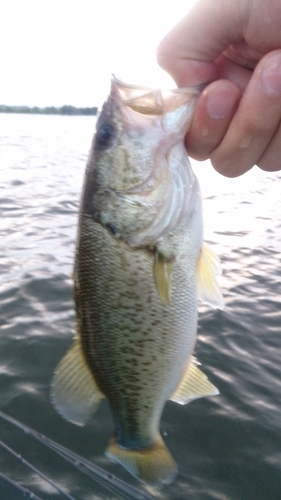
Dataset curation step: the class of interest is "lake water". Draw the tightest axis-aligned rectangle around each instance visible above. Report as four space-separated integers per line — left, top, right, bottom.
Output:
0 113 281 500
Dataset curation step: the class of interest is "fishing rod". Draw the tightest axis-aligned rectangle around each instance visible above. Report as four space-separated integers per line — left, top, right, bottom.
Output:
0 410 155 500
0 470 44 500
0 439 77 500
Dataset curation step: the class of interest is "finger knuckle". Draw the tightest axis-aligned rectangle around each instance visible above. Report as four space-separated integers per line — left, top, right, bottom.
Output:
243 114 271 136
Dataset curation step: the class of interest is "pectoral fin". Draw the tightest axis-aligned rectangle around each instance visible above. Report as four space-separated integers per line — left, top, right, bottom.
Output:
154 253 172 306
51 340 105 426
170 356 219 404
197 244 224 310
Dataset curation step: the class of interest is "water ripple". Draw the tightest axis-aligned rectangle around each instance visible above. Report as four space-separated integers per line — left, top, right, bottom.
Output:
0 115 280 499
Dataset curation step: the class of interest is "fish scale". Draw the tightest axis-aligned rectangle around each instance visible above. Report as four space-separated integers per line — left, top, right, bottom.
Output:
83 228 194 447
78 219 197 404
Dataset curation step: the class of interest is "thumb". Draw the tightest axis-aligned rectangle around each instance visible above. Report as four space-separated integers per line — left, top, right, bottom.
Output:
157 0 246 87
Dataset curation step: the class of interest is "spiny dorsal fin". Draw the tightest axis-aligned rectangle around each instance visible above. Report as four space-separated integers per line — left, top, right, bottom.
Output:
51 340 105 426
170 356 219 404
154 252 172 306
197 244 224 310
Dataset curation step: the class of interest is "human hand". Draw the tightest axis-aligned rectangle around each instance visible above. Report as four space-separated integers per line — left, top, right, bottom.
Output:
157 0 281 177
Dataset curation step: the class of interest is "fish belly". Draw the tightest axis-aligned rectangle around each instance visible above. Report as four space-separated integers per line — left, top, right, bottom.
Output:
75 216 198 447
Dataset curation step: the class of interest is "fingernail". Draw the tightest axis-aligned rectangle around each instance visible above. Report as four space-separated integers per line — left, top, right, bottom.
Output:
262 52 281 96
205 87 237 119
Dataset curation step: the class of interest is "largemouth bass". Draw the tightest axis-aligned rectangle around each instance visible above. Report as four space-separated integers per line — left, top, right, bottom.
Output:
51 75 224 487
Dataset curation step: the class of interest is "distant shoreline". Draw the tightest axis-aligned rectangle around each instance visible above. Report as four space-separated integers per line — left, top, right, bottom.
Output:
0 105 98 116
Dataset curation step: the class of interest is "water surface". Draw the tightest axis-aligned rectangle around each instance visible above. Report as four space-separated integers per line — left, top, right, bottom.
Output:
1 113 281 499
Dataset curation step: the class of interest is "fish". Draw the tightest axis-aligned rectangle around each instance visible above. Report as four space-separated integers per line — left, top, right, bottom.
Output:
51 75 224 487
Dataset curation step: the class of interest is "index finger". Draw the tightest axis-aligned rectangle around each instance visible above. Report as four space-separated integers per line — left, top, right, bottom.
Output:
157 0 247 86
210 51 281 176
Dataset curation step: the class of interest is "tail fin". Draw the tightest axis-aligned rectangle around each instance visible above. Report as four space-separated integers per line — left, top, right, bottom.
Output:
105 435 178 487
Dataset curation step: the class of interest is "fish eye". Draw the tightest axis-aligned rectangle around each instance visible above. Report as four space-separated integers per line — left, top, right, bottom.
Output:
95 123 115 148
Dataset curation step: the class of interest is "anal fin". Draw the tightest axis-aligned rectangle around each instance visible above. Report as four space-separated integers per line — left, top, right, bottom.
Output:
170 356 219 405
51 340 105 426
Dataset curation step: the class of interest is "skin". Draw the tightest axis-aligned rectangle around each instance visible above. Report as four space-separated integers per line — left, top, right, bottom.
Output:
157 0 281 177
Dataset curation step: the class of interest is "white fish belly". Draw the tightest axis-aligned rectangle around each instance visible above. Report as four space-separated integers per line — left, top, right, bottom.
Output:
76 218 198 445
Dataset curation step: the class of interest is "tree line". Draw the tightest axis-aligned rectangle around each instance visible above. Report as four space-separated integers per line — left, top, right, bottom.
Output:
0 105 98 116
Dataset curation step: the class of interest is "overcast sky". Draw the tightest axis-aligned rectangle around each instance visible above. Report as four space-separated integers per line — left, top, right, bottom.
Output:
1 0 196 107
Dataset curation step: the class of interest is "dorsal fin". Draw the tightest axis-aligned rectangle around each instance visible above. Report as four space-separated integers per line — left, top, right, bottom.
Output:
197 244 224 309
